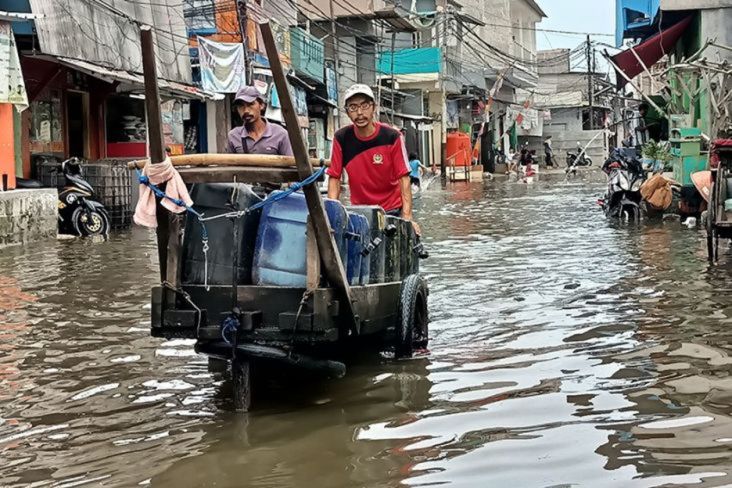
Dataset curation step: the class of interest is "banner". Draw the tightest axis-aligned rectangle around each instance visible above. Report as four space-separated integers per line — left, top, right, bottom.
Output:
0 21 28 111
326 65 338 105
198 37 246 94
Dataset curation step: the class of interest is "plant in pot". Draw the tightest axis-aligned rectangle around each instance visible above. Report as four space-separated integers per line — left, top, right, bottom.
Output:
642 141 658 169
656 143 672 173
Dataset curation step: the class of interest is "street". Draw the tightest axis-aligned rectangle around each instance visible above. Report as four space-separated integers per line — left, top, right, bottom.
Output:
3 174 732 487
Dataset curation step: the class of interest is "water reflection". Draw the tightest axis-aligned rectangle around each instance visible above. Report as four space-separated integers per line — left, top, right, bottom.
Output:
3 176 732 487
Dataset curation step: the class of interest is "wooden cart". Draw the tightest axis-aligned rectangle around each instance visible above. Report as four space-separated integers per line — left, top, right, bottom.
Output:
707 140 732 262
137 23 429 410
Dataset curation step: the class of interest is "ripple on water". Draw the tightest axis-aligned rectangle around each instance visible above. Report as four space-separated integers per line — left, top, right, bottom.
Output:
3 178 732 487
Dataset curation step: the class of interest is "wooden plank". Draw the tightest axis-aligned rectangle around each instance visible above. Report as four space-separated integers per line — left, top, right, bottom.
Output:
141 26 180 288
177 166 301 184
260 21 359 334
128 153 330 170
306 219 321 290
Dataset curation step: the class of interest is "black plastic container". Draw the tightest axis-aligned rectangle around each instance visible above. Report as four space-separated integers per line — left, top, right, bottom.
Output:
182 183 262 286
384 215 402 283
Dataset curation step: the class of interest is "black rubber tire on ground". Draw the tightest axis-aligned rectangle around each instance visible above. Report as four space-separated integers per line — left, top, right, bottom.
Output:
72 207 110 237
586 157 593 167
232 356 251 412
395 274 429 359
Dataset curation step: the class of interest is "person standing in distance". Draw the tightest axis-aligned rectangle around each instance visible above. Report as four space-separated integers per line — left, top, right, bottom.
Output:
327 84 420 235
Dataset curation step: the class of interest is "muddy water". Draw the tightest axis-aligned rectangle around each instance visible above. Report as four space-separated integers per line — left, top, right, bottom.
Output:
3 175 732 487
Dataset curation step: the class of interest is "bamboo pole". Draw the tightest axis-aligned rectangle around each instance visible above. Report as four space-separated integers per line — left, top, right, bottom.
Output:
128 153 330 170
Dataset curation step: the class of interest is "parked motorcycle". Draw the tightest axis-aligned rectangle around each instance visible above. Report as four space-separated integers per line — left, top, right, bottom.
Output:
599 148 644 222
57 158 111 237
566 142 593 167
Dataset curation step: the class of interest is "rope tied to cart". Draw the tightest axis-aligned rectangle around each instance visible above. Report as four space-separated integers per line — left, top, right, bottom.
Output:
136 165 327 291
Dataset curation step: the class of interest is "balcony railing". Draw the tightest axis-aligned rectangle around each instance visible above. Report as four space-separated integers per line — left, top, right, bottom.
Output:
289 27 325 83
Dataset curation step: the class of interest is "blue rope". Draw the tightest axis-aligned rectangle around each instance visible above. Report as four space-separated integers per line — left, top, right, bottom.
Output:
137 169 209 241
137 165 326 249
221 314 240 346
247 166 327 213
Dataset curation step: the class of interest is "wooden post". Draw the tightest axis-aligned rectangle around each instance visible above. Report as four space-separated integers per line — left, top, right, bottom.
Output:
141 26 182 287
259 21 359 333
141 27 165 165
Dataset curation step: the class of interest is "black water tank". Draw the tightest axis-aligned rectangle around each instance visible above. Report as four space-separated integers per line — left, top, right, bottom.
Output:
182 183 262 285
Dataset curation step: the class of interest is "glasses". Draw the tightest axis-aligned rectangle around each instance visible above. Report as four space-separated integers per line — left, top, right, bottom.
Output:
345 101 374 113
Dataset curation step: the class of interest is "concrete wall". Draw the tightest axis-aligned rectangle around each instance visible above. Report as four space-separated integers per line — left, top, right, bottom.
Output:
537 108 607 161
0 189 57 247
537 49 571 75
544 108 608 162
701 8 732 64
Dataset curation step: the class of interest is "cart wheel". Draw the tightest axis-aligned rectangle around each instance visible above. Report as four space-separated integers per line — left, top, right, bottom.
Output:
232 356 252 412
395 274 429 359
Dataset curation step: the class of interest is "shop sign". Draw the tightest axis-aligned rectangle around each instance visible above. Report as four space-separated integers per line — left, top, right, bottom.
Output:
0 21 28 110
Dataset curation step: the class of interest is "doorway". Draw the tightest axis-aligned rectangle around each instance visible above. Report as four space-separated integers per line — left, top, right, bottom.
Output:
66 91 88 158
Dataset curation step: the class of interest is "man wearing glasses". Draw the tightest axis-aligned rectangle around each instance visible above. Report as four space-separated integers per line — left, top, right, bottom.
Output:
327 84 420 235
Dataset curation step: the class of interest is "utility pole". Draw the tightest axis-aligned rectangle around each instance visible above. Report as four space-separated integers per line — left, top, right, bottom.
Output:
587 34 594 130
236 0 251 85
390 30 396 125
329 0 340 129
439 0 448 182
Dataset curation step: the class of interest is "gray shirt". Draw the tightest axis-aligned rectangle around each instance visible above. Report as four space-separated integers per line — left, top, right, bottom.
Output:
226 121 294 156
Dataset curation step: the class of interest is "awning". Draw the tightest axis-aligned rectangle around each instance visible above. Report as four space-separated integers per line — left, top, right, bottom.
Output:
56 57 221 101
380 107 433 123
611 16 692 89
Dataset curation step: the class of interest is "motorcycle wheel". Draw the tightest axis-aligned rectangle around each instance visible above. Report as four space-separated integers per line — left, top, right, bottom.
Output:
621 206 640 223
586 157 593 167
72 207 111 237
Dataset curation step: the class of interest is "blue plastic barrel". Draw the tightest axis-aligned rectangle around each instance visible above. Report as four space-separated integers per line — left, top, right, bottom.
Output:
346 213 370 285
253 191 348 287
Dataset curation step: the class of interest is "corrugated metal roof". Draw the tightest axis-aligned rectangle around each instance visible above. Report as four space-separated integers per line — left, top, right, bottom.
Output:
57 57 220 100
28 0 192 83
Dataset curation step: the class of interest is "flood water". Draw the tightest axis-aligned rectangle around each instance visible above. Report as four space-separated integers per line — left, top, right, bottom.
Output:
4 173 732 487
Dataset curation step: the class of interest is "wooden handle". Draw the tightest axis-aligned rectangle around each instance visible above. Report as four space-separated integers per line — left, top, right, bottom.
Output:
128 153 330 170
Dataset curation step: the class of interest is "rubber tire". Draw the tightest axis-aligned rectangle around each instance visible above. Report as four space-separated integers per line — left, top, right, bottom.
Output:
72 207 110 237
232 356 251 412
586 157 593 167
395 274 429 359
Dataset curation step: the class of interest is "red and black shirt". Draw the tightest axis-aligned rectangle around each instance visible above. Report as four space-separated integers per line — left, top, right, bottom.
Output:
327 123 410 211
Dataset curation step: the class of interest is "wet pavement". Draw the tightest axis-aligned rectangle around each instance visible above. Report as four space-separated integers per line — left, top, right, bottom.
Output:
3 173 732 487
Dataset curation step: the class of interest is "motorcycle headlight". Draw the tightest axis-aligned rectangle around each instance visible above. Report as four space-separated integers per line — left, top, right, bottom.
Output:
631 179 643 192
66 194 77 204
619 173 631 191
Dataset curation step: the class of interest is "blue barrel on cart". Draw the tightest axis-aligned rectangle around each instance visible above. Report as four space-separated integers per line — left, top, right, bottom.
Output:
346 213 370 285
347 206 386 284
253 191 348 287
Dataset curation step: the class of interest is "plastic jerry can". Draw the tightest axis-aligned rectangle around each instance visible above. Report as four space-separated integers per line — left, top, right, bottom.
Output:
384 215 402 283
253 191 348 287
182 183 263 285
347 205 386 284
346 213 370 285
398 218 419 277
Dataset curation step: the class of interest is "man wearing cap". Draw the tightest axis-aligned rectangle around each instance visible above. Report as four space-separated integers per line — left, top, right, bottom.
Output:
327 84 420 234
226 86 293 156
